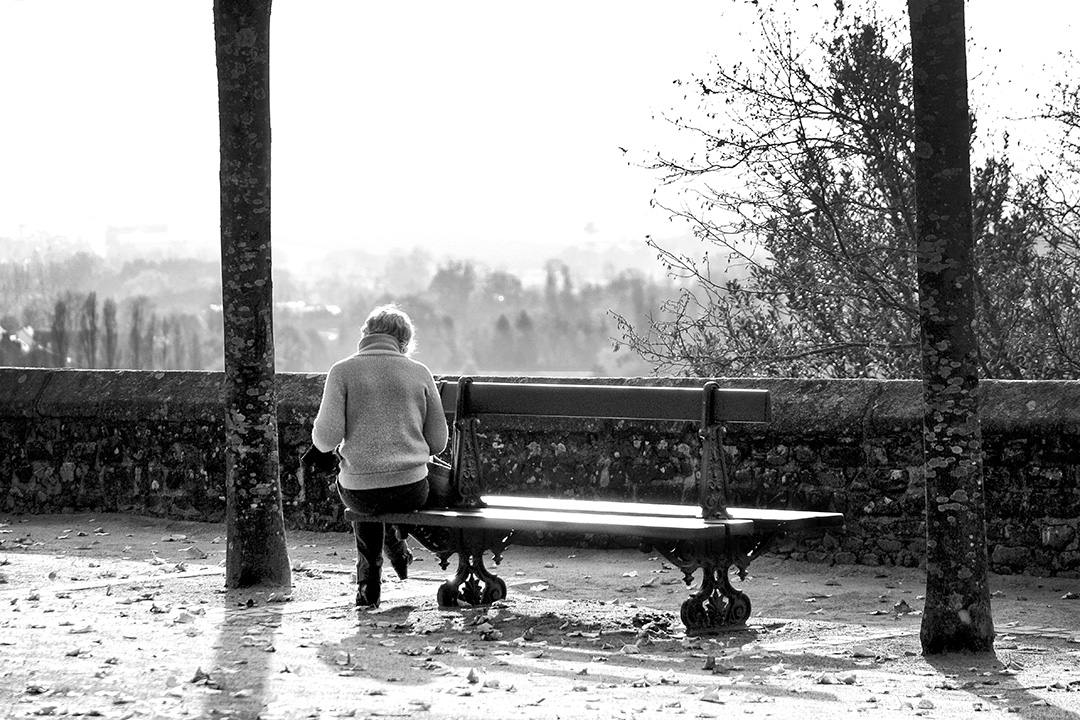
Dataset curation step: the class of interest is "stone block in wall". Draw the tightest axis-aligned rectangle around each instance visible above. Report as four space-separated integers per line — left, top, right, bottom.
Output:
765 445 789 466
861 495 904 517
1029 467 1066 489
881 437 924 467
1041 524 1076 550
1054 551 1080 578
898 490 925 516
819 532 841 551
865 444 889 466
275 373 326 427
995 440 1028 466
868 468 909 494
864 380 921 432
981 381 1080 434
991 544 1031 571
822 444 864 467
815 469 846 488
984 469 1021 511
1031 435 1080 465
1025 487 1076 518
873 536 899 553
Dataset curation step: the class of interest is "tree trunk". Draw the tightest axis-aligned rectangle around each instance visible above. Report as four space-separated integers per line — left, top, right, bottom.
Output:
907 0 993 653
214 0 291 589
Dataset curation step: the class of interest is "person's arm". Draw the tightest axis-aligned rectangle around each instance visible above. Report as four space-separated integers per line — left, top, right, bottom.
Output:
312 366 347 452
422 374 449 455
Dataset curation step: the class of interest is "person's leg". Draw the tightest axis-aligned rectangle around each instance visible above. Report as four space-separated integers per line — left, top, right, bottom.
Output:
339 479 429 601
351 520 384 608
376 480 428 580
383 524 412 580
339 485 389 607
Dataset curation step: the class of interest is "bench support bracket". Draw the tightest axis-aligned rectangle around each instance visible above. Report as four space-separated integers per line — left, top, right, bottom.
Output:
643 537 752 635
403 525 513 607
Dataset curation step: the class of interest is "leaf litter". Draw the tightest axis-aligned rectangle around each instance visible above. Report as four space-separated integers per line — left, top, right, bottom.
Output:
5 514 1080 719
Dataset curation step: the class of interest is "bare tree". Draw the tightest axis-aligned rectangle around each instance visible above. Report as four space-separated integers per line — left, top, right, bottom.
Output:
169 315 185 370
159 315 172 369
102 298 120 368
907 0 993 654
185 315 206 370
1031 57 1080 376
77 291 98 369
617 9 1079 380
145 313 158 370
128 298 148 370
51 298 70 368
214 0 291 588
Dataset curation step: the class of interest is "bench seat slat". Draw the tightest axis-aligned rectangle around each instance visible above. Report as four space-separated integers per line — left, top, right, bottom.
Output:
344 506 756 540
481 495 845 532
725 507 845 531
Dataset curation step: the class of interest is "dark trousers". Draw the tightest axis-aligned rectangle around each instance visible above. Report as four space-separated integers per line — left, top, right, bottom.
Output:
338 479 429 583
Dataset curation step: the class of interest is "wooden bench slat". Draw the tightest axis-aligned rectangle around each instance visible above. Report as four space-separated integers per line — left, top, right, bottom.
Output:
344 506 756 540
483 495 700 516
481 495 845 532
461 382 770 424
725 507 845 531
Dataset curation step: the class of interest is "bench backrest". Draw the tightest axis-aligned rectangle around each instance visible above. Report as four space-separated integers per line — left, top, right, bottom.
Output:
443 377 771 519
438 380 770 425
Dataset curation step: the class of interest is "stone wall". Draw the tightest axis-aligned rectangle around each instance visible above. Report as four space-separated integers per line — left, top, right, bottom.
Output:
1 368 1078 576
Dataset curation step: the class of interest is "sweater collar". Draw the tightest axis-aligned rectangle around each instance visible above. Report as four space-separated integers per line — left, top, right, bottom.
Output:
357 333 403 355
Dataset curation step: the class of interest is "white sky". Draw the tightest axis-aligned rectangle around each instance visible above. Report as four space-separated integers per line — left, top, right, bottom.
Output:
0 1 1076 263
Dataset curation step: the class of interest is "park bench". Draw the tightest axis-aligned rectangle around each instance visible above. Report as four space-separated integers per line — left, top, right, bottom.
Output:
344 377 844 635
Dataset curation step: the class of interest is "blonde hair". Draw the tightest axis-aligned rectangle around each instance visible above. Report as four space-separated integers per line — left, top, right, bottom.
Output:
361 304 416 355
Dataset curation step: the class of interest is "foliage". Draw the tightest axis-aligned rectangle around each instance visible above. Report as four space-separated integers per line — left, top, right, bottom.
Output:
617 9 1080 379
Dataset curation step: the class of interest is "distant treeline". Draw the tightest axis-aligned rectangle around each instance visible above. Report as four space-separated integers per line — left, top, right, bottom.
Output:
1 252 674 376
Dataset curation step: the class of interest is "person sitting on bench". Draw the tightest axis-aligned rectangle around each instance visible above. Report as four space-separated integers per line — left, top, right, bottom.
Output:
312 303 449 608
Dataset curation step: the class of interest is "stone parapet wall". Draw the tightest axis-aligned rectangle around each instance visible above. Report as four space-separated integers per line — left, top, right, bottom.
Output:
1 369 1078 576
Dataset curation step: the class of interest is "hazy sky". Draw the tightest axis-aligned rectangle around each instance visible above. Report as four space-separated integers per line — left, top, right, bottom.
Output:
1 1 1075 263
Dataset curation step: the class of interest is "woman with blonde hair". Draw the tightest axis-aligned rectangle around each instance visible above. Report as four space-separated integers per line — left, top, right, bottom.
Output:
312 304 448 607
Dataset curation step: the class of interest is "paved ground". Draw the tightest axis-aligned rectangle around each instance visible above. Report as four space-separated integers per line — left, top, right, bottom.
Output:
1 513 1079 720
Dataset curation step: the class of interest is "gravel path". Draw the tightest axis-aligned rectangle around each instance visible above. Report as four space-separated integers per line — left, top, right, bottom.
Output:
2 513 1079 719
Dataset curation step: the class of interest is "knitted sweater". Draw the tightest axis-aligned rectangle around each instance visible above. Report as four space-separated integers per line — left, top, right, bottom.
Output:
312 334 449 490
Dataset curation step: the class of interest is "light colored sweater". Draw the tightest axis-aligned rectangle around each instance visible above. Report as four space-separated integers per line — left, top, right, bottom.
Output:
312 334 449 490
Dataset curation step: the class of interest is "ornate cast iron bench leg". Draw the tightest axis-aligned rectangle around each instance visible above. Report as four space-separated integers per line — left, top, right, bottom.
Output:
643 535 752 635
404 525 512 608
682 560 752 633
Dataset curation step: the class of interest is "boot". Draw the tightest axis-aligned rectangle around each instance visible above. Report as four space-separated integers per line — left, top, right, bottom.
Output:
384 524 413 581
352 521 384 608
356 577 381 608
